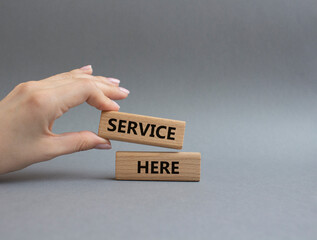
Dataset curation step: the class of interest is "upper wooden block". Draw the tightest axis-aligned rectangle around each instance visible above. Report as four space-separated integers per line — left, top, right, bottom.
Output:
98 111 186 149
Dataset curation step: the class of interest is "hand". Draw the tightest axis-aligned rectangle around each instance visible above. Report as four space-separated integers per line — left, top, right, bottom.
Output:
0 65 129 174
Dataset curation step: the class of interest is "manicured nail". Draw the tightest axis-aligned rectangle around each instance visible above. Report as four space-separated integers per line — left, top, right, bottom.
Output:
80 65 92 71
94 143 112 149
108 78 120 85
112 100 120 109
119 87 130 94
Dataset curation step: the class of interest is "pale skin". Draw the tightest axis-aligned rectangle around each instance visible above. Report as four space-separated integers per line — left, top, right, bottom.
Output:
0 65 129 174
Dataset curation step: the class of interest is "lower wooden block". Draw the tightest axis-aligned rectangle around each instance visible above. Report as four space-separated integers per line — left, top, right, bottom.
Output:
116 152 201 181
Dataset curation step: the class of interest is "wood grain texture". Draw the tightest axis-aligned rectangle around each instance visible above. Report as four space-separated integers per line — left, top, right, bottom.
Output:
98 111 186 149
116 152 201 181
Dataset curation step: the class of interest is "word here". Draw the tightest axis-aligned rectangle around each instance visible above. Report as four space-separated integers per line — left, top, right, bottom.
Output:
116 152 201 181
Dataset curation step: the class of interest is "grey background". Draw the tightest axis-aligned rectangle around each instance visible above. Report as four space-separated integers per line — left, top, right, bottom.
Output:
0 0 316 239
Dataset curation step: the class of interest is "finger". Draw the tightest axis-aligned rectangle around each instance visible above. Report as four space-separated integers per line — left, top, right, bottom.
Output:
66 74 118 86
53 79 121 112
95 76 120 87
73 65 93 75
107 78 121 86
94 81 129 100
41 71 117 90
86 87 121 110
48 131 111 157
40 66 93 87
52 65 93 80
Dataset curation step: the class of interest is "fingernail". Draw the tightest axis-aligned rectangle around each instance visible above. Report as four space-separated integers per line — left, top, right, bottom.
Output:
112 100 120 109
119 87 130 94
80 65 92 71
94 143 112 149
108 78 120 84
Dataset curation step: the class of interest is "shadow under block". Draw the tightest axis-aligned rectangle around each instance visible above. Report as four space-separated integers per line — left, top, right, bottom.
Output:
116 152 201 181
98 111 186 149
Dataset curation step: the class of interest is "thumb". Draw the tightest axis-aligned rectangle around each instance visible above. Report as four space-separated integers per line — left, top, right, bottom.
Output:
50 131 111 156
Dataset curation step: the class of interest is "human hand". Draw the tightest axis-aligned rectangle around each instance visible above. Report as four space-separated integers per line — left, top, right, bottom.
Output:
0 65 129 174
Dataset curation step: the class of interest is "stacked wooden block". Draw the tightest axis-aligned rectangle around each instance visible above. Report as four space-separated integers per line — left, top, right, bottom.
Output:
98 111 201 181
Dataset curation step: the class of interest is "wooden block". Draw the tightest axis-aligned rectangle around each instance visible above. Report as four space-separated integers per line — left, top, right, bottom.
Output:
98 111 186 149
116 152 201 181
